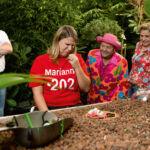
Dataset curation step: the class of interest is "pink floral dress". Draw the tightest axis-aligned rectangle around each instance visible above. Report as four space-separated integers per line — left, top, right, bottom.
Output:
86 49 129 103
129 44 150 89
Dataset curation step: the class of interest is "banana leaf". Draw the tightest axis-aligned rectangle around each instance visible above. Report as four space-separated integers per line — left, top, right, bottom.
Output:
144 0 150 17
0 73 48 88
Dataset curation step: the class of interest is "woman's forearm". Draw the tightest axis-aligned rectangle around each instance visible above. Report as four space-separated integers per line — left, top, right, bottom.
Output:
32 87 48 111
0 42 13 55
75 65 91 92
68 54 91 92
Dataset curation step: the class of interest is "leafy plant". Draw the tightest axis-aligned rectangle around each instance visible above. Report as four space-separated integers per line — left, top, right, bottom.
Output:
0 73 47 88
0 73 48 115
80 18 123 48
144 0 150 17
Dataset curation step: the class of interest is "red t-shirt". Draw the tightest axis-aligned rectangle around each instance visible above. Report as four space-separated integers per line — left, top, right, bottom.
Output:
29 53 88 107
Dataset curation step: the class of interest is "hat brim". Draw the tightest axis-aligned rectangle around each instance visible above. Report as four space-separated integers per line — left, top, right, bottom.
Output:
96 36 122 50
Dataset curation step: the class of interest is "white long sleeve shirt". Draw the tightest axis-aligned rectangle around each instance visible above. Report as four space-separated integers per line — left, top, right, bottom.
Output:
0 30 11 72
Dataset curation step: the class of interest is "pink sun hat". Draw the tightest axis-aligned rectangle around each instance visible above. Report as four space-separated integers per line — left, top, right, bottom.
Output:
96 33 122 50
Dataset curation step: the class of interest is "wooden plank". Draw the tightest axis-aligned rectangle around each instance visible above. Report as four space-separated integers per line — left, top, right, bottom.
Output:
0 102 110 127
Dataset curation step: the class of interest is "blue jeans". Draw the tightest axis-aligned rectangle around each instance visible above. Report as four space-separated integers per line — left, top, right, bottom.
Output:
0 88 6 116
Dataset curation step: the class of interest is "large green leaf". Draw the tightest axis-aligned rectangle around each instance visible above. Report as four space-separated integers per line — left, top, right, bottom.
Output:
0 73 47 88
144 0 150 17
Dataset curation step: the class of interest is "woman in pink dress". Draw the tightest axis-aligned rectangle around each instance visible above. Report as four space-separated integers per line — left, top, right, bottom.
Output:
129 22 150 99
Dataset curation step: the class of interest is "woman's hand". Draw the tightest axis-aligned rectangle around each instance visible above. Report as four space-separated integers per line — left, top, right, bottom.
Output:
68 54 90 92
67 54 80 69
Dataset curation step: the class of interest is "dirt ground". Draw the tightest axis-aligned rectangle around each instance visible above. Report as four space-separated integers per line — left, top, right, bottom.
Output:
0 99 150 150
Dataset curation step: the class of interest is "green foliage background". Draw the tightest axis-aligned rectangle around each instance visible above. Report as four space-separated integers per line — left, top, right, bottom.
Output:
0 0 149 115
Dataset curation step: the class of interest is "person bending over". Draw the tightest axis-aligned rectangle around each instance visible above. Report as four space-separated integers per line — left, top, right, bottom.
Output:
29 25 90 111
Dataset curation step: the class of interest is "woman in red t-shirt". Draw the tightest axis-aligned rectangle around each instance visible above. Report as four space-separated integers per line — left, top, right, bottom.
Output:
29 25 90 111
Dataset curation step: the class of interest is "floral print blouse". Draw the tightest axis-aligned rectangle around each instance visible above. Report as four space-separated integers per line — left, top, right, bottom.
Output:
129 44 150 89
86 49 129 103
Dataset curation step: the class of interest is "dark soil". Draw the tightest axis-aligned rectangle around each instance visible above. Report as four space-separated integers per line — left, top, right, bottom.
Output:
0 99 150 150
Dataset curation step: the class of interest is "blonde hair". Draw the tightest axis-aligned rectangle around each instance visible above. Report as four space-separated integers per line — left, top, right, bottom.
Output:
48 25 78 61
139 22 150 32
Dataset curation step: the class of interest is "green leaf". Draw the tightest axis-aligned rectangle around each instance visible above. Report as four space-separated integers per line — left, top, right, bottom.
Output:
144 0 150 17
6 99 17 107
0 73 47 88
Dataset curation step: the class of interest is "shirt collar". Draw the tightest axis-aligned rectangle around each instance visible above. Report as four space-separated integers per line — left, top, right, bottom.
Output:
95 49 118 65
